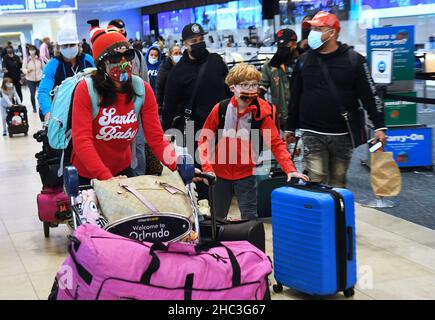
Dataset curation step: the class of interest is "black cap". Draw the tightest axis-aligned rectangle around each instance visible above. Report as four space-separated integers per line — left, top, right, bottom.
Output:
182 23 208 41
109 19 125 30
276 29 297 47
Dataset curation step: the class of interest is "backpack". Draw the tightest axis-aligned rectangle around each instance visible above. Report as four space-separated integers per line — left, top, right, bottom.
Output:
46 69 146 175
216 98 280 156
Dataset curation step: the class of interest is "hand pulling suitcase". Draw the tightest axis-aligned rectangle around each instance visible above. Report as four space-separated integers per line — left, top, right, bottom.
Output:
6 105 29 137
198 174 266 253
256 137 300 218
271 181 357 298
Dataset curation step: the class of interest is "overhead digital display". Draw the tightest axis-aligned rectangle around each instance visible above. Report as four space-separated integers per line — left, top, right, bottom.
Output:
279 0 348 25
362 0 435 9
0 0 77 12
361 0 435 18
158 9 193 35
216 1 238 31
237 0 262 29
143 15 151 35
156 0 263 35
192 4 217 31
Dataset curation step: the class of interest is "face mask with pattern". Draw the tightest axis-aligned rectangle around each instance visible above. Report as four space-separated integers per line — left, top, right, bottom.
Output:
234 85 258 102
106 61 132 83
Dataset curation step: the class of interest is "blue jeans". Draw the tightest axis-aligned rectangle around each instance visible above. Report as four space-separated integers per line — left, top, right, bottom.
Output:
302 131 353 188
1 106 7 134
27 81 40 111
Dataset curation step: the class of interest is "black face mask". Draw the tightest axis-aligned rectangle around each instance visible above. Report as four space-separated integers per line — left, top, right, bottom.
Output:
189 42 207 60
277 47 294 61
270 47 294 67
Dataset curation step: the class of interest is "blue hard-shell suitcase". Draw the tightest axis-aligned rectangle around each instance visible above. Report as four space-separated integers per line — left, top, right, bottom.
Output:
271 183 357 298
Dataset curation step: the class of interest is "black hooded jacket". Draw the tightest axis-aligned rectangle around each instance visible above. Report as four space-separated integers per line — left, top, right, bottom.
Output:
287 43 385 134
162 49 230 131
156 56 174 108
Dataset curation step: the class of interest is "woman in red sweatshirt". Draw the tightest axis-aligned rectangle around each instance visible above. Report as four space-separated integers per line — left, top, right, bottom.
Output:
72 25 176 184
198 63 309 220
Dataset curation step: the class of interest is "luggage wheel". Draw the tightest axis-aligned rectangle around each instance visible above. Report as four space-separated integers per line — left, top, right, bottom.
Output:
43 222 50 238
273 283 283 294
343 287 355 298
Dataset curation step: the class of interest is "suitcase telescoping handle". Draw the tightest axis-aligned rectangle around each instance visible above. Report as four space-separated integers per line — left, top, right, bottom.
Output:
194 172 218 241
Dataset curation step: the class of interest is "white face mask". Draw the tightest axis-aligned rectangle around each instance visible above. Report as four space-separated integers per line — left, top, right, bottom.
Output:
61 45 78 60
29 50 36 56
6 83 14 89
172 55 182 64
148 57 159 65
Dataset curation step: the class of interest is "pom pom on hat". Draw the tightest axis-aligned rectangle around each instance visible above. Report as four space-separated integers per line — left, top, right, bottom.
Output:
87 19 131 62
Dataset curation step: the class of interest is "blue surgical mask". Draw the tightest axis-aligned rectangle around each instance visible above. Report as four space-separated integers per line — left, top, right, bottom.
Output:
148 57 158 65
61 45 78 60
308 30 331 50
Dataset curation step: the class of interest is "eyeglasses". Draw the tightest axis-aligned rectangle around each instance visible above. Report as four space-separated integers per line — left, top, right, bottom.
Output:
239 83 259 90
104 49 135 64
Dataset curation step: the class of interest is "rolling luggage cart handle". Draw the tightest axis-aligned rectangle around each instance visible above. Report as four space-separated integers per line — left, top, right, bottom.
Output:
64 166 79 197
63 166 80 230
194 173 217 241
194 173 216 185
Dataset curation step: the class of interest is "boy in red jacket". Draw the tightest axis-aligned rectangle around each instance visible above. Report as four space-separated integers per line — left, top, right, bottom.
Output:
198 63 309 220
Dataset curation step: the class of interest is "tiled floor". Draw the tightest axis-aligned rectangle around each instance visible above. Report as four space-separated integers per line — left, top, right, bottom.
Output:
1 88 435 300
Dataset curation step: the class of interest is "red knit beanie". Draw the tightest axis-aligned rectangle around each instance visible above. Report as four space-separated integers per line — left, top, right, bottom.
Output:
89 23 131 62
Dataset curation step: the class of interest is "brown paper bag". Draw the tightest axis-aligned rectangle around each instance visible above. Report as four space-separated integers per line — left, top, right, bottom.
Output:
370 151 402 197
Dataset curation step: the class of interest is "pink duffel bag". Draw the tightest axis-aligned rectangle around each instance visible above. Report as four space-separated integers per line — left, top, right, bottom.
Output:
50 224 272 300
37 187 71 222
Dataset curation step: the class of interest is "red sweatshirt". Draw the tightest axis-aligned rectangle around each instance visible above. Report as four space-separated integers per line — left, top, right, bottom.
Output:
71 79 177 180
198 96 296 181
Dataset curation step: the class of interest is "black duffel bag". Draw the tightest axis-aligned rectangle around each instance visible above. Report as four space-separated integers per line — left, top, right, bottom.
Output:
200 216 266 253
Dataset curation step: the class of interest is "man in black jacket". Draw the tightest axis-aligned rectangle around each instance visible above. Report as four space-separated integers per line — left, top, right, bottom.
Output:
156 45 182 114
162 23 230 132
163 23 229 200
285 11 387 188
2 46 23 101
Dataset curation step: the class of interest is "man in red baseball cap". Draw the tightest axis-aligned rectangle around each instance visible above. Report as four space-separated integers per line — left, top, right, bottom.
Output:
285 11 387 188
303 11 341 52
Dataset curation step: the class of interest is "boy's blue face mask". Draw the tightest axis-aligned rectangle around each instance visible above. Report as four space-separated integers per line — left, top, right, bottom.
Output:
308 29 333 50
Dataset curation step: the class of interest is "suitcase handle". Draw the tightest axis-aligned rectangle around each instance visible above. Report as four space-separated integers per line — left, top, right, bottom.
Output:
288 179 333 190
194 172 216 185
347 227 354 261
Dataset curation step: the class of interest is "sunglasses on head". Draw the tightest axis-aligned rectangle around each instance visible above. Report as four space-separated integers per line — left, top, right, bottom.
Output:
105 49 135 64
